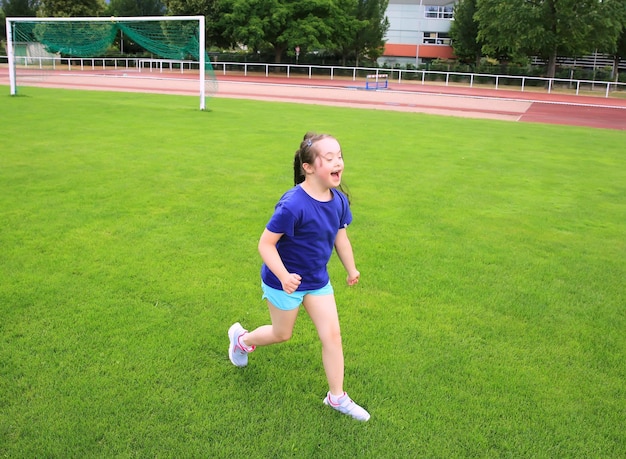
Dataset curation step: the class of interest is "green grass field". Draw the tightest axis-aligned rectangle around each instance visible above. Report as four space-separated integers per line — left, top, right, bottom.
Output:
1 86 625 458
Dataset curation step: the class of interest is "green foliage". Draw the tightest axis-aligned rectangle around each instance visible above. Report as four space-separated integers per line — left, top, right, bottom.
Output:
37 0 106 17
166 0 224 47
215 0 387 64
349 0 389 65
218 0 334 63
618 28 626 59
475 0 623 78
105 0 165 17
475 0 536 62
589 0 626 55
166 0 215 15
1 87 625 457
0 9 5 45
1 0 37 16
449 0 481 66
327 0 369 65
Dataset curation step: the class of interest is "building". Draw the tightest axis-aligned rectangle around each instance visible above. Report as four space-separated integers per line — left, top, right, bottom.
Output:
379 0 456 66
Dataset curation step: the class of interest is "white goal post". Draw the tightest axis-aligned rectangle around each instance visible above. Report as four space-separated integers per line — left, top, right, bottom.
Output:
6 15 210 110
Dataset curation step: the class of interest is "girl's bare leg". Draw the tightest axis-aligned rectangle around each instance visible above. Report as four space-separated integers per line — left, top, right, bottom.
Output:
241 301 299 347
302 294 344 395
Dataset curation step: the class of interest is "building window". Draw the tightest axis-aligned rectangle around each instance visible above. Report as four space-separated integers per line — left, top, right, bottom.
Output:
423 32 451 45
425 5 454 19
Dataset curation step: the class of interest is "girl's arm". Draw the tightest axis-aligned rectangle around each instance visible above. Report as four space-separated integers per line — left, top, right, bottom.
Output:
334 228 360 286
258 228 302 294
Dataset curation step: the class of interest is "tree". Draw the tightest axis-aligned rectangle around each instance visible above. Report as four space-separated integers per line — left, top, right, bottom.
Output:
1 9 4 48
610 27 626 81
449 0 481 66
593 0 626 81
475 0 620 78
38 0 106 17
473 0 522 64
328 0 365 65
215 0 387 64
2 0 38 16
218 0 335 63
2 0 39 41
328 0 388 66
106 0 165 17
351 0 389 65
165 0 225 48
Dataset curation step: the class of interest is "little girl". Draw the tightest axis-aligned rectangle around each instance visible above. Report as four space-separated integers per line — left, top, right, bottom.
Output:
228 132 370 421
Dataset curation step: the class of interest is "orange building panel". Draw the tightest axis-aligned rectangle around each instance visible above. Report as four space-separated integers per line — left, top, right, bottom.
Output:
383 43 455 60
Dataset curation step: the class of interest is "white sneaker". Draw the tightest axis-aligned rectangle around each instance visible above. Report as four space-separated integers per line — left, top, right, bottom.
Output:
228 322 254 367
323 392 370 421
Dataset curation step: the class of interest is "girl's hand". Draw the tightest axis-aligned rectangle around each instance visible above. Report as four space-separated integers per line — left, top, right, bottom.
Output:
281 273 302 294
347 270 360 286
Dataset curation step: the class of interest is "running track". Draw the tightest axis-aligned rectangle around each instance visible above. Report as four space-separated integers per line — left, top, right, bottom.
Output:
2 68 625 130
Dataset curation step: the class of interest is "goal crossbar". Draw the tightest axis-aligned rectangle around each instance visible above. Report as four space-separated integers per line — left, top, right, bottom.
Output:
6 15 211 110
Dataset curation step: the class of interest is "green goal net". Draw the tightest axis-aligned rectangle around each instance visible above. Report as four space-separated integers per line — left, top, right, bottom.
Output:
6 16 217 109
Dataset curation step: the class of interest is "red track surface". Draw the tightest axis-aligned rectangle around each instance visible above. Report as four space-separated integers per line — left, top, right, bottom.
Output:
217 75 626 130
2 68 626 130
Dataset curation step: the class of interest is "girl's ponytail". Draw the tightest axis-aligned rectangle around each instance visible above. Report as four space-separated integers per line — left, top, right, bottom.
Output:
293 150 305 185
293 132 316 185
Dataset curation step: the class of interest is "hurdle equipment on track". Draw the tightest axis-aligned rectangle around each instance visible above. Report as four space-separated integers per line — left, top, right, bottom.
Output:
365 74 389 90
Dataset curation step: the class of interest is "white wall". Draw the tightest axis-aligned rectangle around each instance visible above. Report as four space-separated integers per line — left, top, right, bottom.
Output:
385 0 455 46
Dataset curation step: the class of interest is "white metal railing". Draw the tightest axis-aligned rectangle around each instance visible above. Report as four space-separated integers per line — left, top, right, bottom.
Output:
2 55 143 71
531 52 626 71
2 55 625 98
210 61 625 98
138 58 199 73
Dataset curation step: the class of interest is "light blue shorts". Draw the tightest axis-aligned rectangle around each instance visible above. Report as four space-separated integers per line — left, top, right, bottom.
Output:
261 281 334 311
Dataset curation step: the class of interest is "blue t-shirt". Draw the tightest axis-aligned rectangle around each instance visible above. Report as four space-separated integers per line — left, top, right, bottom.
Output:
261 185 352 291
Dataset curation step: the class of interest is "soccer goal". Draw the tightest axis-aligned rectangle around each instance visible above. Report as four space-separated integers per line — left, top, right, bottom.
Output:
5 15 217 110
